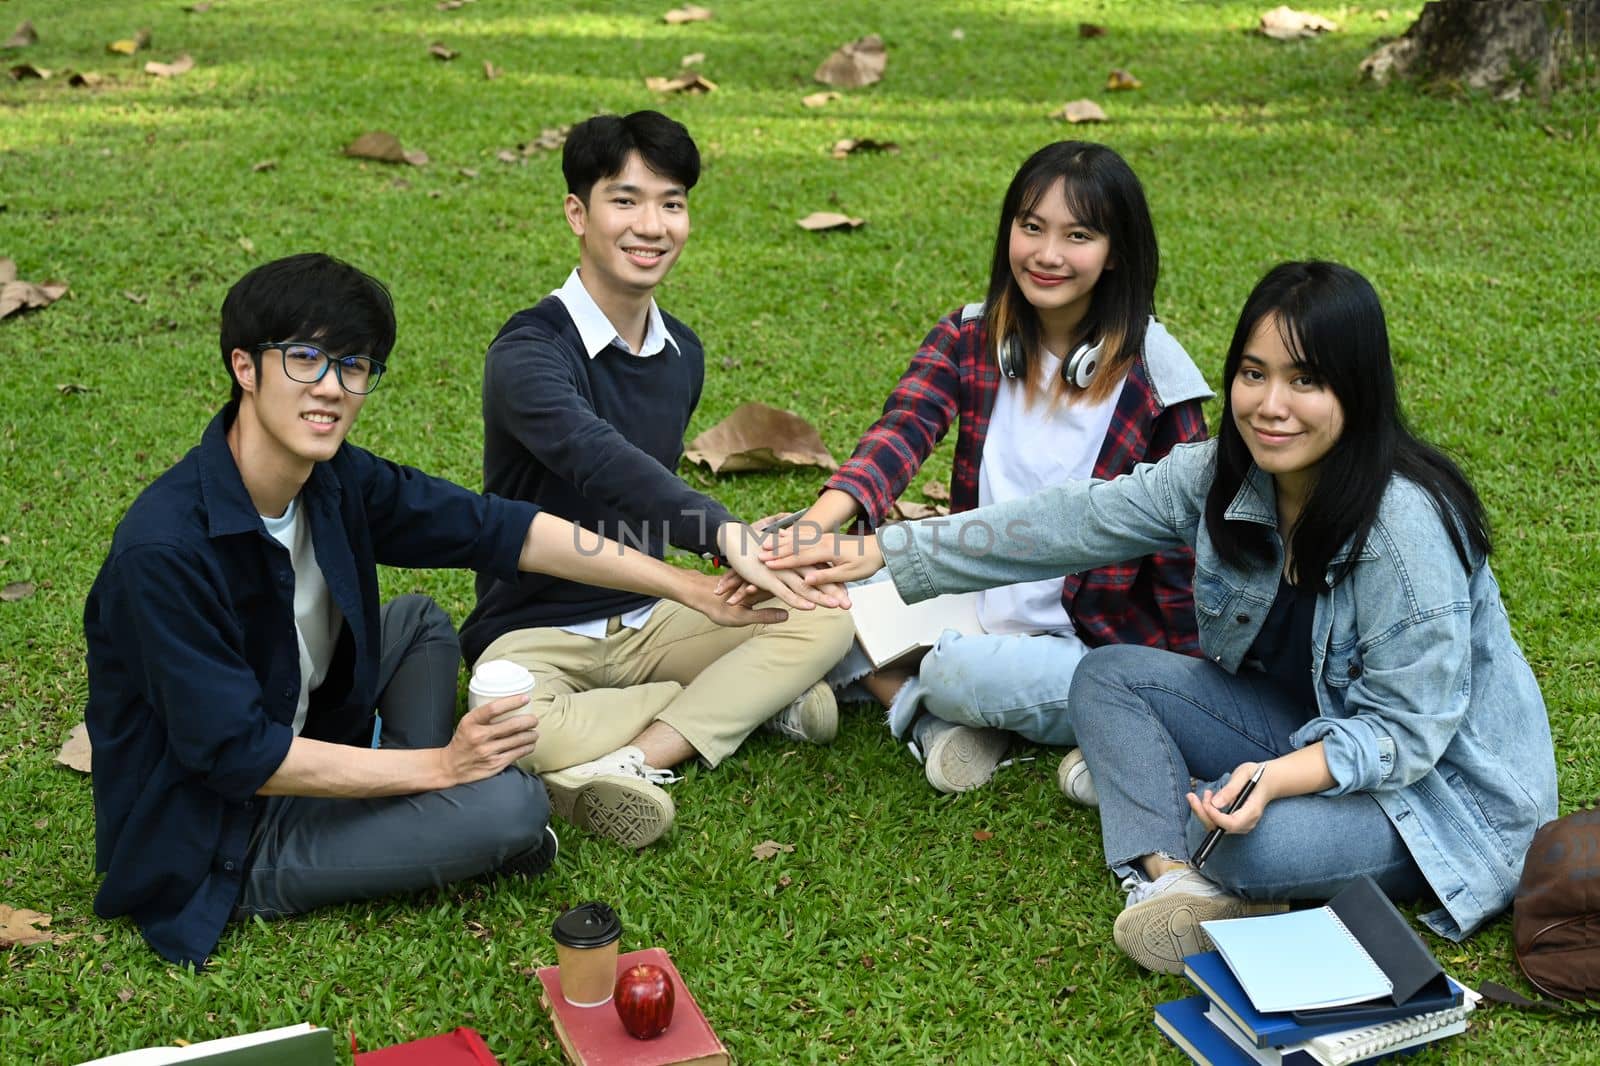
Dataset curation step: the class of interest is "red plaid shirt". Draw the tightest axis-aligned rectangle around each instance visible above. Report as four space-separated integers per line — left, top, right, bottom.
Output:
825 306 1209 656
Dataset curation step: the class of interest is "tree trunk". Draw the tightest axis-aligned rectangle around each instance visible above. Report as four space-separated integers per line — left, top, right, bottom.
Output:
1361 0 1598 99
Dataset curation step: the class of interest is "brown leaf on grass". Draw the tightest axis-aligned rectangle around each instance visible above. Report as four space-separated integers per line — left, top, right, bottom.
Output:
1 581 37 602
252 158 276 172
123 290 147 304
751 839 795 860
67 71 105 88
1078 22 1107 38
1257 6 1338 39
117 988 134 1003
830 137 899 159
1052 98 1107 124
0 265 69 319
437 0 476 9
8 62 48 80
520 125 569 154
483 60 499 80
973 829 994 842
428 42 458 61
801 90 841 108
922 479 950 502
496 149 519 164
681 51 705 67
0 905 55 948
1106 68 1141 90
107 30 152 56
814 33 886 88
184 3 214 13
684 402 839 474
144 53 194 78
644 71 716 94
890 500 948 520
56 722 93 774
663 4 713 24
57 382 93 395
343 131 429 167
4 21 38 49
795 211 864 231
0 259 11 283
1372 9 1390 22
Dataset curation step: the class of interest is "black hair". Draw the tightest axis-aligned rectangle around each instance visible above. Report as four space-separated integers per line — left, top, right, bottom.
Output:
1204 261 1491 588
561 110 700 204
981 141 1160 405
219 253 396 403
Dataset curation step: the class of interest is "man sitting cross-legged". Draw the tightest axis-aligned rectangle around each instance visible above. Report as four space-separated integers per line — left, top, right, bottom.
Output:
84 253 789 967
459 110 854 849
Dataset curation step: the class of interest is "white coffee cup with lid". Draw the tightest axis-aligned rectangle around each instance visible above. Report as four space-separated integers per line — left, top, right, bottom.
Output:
468 659 536 718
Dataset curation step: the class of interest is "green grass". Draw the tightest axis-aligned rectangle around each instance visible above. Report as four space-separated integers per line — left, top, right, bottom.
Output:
2 0 1598 1061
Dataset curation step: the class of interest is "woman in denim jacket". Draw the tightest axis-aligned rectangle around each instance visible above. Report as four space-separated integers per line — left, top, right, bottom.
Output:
765 261 1558 974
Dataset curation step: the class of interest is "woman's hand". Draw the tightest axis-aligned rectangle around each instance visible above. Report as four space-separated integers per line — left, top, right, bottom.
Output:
761 529 885 591
1187 761 1274 836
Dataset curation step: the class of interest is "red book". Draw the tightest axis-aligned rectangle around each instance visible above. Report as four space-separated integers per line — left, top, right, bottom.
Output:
353 1027 499 1065
536 947 729 1066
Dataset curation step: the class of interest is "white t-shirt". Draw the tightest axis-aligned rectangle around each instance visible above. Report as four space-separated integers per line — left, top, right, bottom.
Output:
261 498 342 735
975 349 1125 636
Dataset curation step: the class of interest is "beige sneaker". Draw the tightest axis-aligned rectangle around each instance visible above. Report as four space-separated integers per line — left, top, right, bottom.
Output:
1056 748 1099 807
542 746 676 849
1112 867 1287 974
918 718 1010 794
764 680 838 745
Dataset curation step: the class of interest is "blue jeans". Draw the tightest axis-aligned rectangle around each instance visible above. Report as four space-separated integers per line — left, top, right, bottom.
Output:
237 595 551 918
1068 644 1429 903
898 629 1089 746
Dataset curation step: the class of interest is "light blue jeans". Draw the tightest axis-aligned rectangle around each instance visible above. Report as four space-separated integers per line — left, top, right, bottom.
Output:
893 629 1089 745
1068 644 1429 903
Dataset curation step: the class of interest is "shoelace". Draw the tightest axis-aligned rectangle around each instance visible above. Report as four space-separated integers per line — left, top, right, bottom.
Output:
615 749 682 786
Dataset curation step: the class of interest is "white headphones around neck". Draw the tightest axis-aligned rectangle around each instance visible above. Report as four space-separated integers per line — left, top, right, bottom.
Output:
997 335 1102 389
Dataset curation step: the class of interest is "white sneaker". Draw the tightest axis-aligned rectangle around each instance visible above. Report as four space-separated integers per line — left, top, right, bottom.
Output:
1112 867 1287 974
916 717 1010 794
542 746 677 849
764 680 838 744
1057 748 1099 807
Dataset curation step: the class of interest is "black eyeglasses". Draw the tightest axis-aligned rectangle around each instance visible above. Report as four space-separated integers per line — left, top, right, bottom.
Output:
254 341 387 395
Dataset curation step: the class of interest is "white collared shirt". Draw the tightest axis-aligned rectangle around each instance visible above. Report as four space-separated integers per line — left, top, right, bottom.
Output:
548 268 673 637
552 268 681 359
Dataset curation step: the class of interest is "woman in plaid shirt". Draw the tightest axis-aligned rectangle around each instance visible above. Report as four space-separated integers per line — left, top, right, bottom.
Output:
787 141 1212 796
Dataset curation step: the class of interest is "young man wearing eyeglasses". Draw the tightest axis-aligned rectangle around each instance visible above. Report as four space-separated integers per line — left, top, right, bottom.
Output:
458 111 854 850
83 252 797 967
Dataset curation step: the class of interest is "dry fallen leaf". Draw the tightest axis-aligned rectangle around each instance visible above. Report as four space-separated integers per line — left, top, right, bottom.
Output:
751 839 795 861
123 291 147 304
437 0 477 9
645 71 717 94
184 3 214 13
428 42 458 61
801 90 841 108
1372 9 1390 22
483 60 500 80
1 581 37 602
684 402 839 474
891 500 949 520
496 149 519 164
663 4 713 24
1258 5 1338 39
144 53 194 78
1052 98 1107 124
831 137 900 159
814 33 886 88
681 51 705 67
252 158 277 172
4 21 38 49
922 480 950 502
0 263 69 319
57 382 93 395
1106 68 1141 91
973 829 994 842
950 27 965 40
8 62 48 80
67 71 104 88
1079 22 1107 38
344 131 429 167
56 722 92 774
107 29 152 56
795 211 865 231
0 905 55 948
520 125 569 154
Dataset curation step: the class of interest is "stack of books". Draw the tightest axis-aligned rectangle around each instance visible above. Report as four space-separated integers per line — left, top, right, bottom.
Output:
1154 877 1478 1065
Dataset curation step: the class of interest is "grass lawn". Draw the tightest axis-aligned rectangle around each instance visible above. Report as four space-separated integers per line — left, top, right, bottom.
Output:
2 0 1597 1061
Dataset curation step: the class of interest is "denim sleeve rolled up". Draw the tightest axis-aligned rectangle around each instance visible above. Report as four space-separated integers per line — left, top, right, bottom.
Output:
881 438 1558 939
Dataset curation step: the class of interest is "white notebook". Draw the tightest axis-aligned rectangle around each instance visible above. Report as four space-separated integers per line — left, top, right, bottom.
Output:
848 580 982 669
1202 907 1391 1013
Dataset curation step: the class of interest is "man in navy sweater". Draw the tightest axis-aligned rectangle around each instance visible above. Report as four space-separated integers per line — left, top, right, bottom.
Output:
460 111 854 849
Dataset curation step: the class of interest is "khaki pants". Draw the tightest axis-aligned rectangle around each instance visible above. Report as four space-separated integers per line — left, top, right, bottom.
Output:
476 599 854 771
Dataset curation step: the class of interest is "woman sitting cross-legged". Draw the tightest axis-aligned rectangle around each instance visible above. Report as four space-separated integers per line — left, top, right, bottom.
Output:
763 260 1558 974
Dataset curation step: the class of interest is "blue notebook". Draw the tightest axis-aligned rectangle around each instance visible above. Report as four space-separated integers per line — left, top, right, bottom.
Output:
1155 995 1317 1066
1183 952 1466 1050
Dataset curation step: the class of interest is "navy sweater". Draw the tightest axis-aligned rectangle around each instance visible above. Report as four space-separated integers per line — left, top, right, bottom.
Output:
459 297 735 663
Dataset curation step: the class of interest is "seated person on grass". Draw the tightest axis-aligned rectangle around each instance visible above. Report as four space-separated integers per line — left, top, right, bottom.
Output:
458 110 854 850
84 253 789 967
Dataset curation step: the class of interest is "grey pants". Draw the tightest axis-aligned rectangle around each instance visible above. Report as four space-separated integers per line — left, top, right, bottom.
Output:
236 595 551 918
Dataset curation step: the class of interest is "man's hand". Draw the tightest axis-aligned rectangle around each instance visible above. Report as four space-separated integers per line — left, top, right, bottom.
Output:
716 522 844 610
678 570 790 627
437 695 540 787
761 528 885 591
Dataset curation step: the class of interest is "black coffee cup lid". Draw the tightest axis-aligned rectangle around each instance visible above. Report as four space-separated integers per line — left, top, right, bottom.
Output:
552 902 621 948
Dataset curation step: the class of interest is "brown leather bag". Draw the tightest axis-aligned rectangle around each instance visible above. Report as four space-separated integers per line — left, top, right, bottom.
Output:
1513 806 1600 1001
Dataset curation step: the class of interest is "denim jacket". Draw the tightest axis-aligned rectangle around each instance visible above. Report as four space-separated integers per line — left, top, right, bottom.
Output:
881 439 1558 939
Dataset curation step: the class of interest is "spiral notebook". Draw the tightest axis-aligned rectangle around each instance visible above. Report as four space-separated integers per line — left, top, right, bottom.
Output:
1204 1000 1473 1066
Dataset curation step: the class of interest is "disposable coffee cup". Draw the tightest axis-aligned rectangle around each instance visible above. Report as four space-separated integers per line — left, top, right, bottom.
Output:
552 902 622 1007
468 659 535 718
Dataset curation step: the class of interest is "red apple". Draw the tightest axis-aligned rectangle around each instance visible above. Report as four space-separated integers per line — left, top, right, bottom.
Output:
614 962 675 1040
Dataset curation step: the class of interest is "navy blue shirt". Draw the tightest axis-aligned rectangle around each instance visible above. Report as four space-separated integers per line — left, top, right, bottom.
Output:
83 404 539 967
